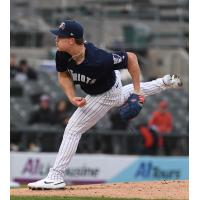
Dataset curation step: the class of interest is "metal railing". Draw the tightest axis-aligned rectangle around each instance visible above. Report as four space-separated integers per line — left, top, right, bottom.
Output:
11 125 189 156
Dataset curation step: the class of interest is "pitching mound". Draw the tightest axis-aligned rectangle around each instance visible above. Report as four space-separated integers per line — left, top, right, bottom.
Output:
11 180 188 199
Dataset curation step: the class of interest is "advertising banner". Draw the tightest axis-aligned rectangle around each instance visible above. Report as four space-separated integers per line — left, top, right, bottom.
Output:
10 152 188 184
108 156 188 182
10 152 135 184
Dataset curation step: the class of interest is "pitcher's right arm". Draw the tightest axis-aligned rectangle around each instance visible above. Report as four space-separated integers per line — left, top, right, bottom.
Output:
58 72 86 107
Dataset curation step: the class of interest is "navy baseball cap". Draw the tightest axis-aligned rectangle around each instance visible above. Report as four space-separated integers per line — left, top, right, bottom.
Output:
50 20 84 39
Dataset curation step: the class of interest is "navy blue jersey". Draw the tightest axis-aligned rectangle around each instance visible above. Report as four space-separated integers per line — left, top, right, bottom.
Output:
56 42 128 95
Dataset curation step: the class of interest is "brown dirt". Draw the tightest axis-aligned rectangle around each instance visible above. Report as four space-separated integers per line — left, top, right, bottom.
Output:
10 180 188 200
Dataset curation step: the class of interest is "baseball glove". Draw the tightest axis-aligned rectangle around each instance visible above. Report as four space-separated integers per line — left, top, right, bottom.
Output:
119 93 145 121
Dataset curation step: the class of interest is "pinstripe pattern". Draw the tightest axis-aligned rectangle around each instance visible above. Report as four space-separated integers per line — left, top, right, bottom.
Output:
47 72 168 180
120 78 166 106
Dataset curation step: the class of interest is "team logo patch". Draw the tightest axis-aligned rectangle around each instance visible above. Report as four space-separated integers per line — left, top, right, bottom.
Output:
113 53 122 64
59 22 65 30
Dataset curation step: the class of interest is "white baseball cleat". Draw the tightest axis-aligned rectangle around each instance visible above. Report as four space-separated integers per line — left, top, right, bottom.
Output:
162 74 183 88
28 178 66 190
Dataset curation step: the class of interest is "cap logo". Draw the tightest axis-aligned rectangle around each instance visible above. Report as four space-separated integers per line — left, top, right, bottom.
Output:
59 22 65 30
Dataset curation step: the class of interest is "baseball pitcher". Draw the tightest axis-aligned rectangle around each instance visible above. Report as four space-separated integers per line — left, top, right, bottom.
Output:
28 20 182 189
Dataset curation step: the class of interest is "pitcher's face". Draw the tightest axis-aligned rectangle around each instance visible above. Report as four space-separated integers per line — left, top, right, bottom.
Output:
55 36 75 51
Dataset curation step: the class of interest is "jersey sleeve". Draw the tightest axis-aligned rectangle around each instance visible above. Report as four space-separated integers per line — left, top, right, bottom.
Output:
112 51 128 70
55 51 71 72
104 51 128 70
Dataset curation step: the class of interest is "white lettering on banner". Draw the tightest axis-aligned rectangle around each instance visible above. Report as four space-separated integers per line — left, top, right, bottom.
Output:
68 70 96 84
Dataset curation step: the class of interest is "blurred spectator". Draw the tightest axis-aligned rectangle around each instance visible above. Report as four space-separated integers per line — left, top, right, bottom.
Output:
110 109 129 130
139 100 173 155
10 143 19 151
10 54 19 79
15 59 38 82
53 100 71 126
148 100 173 134
28 94 54 125
28 142 41 152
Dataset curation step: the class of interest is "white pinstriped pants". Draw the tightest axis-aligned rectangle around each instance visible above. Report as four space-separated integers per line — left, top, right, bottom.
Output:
47 71 166 180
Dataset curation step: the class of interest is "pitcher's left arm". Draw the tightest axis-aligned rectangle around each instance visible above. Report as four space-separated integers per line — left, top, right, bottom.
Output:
127 52 141 95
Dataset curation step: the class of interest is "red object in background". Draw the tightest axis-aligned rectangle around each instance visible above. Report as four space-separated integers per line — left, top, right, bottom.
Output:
139 126 153 148
148 111 173 134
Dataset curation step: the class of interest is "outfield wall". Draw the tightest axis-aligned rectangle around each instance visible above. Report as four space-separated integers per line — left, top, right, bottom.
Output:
10 152 188 184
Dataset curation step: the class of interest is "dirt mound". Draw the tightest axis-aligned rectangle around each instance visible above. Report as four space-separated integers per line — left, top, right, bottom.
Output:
11 180 188 199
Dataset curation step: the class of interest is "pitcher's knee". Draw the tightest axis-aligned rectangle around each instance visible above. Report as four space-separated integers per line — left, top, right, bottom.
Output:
63 126 82 138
